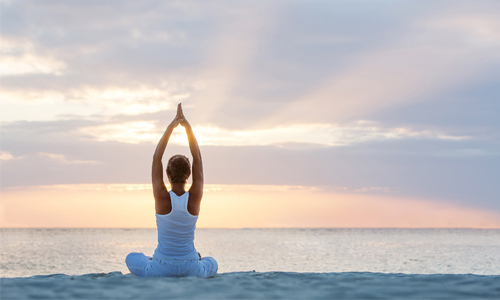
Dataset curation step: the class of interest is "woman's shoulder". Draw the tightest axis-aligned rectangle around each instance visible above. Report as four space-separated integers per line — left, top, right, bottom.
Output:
155 191 172 215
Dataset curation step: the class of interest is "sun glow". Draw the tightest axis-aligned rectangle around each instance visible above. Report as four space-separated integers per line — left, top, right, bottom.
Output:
2 184 499 229
80 121 159 144
79 122 469 146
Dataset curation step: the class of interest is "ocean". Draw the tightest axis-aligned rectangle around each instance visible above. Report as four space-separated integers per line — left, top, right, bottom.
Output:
1 228 500 299
1 228 499 277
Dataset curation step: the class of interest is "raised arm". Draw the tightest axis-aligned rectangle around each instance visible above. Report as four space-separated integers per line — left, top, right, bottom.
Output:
152 104 183 210
178 106 204 205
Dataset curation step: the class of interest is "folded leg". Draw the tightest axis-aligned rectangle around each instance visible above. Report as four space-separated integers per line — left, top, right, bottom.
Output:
125 252 151 277
195 257 218 278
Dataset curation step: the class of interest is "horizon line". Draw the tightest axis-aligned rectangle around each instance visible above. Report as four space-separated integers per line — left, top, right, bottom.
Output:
1 227 499 230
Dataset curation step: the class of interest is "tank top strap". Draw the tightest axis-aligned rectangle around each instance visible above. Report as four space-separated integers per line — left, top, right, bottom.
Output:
169 191 189 213
169 191 177 211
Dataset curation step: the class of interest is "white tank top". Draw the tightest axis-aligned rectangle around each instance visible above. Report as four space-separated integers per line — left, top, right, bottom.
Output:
153 191 199 259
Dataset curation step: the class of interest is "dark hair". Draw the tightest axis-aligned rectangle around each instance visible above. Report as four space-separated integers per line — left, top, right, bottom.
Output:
166 154 191 184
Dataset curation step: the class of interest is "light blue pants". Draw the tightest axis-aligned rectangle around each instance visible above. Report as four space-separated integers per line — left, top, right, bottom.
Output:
125 252 218 278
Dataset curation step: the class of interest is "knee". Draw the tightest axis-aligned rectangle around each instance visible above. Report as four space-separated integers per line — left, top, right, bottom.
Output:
126 252 150 277
202 257 218 277
125 252 143 266
207 257 218 272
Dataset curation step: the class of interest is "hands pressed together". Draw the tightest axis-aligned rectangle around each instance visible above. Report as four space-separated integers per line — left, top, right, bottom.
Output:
169 103 189 129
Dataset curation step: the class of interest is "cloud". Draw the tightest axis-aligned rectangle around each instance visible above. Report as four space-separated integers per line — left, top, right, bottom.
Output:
184 122 468 146
1 0 499 219
0 151 21 161
425 13 500 47
78 119 469 146
0 84 191 122
0 52 66 76
183 2 500 130
0 0 217 121
1 0 499 133
8 183 324 193
271 26 500 127
80 121 159 144
1 117 499 212
0 36 66 76
38 152 100 165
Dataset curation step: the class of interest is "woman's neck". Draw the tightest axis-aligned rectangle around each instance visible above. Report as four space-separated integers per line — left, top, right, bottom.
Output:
170 183 186 196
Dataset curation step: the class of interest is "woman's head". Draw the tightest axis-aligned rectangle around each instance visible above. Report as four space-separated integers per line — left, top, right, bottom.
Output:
166 154 191 184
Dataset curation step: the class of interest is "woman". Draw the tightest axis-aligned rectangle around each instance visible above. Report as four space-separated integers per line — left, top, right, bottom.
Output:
125 103 218 278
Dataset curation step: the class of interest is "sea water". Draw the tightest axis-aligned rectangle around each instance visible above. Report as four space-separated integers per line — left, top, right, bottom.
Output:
1 228 499 278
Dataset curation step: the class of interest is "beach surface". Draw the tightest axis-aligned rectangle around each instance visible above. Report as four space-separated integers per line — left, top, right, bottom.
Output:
2 271 499 299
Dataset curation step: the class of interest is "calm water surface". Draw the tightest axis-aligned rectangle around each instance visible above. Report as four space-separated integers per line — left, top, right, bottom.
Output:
1 228 499 277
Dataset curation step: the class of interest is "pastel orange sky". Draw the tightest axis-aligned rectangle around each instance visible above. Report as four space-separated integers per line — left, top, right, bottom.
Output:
2 184 500 228
1 1 500 228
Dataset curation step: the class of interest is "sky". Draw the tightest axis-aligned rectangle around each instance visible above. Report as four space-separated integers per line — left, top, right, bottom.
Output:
1 0 500 228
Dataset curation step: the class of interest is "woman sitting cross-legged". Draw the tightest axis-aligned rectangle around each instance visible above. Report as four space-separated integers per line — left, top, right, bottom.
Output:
125 103 218 278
